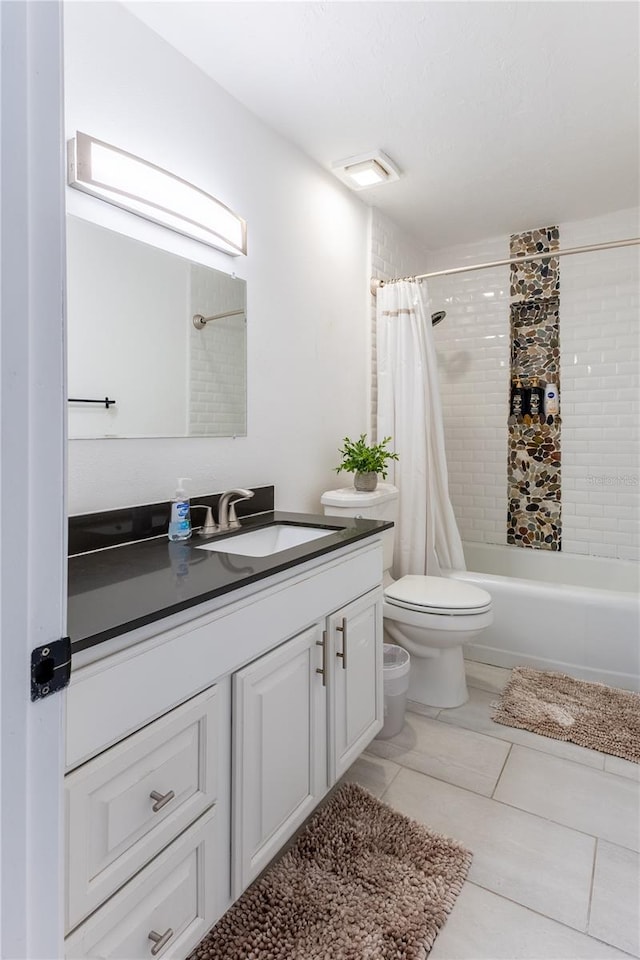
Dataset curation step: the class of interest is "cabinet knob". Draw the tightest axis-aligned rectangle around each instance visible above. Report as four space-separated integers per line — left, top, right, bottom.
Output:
148 928 174 956
335 617 348 670
149 789 175 813
315 631 328 687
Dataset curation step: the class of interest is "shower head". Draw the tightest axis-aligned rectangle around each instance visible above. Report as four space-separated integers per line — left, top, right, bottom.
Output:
431 310 446 326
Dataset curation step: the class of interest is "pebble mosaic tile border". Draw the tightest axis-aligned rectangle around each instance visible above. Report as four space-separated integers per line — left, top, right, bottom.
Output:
508 226 562 550
508 496 562 549
510 226 560 301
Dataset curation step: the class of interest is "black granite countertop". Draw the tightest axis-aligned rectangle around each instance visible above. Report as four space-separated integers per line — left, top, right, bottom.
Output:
68 511 391 654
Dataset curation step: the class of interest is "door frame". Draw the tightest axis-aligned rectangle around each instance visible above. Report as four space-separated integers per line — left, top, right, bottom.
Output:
0 2 67 957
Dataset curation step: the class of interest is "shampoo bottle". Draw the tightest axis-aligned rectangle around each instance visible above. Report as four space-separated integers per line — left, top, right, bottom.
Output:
510 378 526 418
528 377 545 420
168 477 192 541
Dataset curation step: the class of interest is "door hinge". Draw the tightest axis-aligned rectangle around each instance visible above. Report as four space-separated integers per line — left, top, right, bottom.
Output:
31 637 71 702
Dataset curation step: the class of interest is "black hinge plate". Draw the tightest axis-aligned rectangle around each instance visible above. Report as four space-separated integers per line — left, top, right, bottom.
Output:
31 637 71 702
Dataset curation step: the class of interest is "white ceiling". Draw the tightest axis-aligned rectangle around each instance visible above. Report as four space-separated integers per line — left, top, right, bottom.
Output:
125 1 639 251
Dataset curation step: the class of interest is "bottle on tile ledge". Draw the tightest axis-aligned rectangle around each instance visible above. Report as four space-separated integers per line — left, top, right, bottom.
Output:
510 378 526 419
544 382 560 419
527 377 545 422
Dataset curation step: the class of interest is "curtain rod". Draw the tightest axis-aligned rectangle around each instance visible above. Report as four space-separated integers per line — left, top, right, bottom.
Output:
192 308 245 330
370 237 640 293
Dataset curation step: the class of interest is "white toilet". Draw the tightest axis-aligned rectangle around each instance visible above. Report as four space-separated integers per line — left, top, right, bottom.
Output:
321 483 493 708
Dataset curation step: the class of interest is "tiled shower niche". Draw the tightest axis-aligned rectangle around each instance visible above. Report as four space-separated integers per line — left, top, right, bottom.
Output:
507 227 562 550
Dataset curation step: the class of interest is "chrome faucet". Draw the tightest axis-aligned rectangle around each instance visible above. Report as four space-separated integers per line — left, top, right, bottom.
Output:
217 488 255 531
191 504 218 538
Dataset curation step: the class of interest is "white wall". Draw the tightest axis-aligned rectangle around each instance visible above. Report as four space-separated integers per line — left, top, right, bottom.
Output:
64 2 370 514
189 264 246 437
561 208 640 560
426 208 639 561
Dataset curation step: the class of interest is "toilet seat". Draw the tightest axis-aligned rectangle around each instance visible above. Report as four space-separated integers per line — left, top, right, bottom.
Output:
384 574 492 616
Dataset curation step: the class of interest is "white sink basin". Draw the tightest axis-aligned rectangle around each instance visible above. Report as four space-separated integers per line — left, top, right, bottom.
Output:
196 524 337 558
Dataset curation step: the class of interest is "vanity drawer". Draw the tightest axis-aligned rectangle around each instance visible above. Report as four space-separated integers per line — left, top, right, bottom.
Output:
65 686 219 932
65 806 217 959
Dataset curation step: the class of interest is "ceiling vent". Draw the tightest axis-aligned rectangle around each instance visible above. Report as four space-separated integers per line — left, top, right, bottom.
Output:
331 151 401 190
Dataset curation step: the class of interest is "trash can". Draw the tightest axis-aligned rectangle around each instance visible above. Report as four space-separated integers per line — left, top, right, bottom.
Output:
376 643 411 740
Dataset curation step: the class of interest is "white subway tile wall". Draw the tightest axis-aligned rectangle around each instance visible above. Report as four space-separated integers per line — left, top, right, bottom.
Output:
189 263 246 437
371 208 639 560
429 237 510 546
560 208 640 560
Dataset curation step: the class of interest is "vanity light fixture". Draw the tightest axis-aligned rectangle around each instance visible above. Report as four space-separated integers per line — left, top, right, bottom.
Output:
67 132 246 256
331 150 401 190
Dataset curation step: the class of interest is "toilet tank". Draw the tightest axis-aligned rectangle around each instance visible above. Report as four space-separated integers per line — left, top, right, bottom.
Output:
321 483 398 572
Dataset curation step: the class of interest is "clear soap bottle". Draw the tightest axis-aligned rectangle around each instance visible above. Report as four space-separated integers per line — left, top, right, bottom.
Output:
168 477 192 541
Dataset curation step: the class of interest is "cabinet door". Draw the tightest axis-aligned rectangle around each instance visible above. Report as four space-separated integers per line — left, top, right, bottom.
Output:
232 624 327 896
328 588 383 783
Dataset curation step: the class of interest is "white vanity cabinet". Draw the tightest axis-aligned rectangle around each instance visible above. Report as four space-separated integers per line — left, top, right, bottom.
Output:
232 587 382 896
65 538 383 960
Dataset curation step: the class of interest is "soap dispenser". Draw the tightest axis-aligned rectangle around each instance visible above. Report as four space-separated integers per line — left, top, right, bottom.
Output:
168 477 192 541
510 378 526 418
528 377 545 420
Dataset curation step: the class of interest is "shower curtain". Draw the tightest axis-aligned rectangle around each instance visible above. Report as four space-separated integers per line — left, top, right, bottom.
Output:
376 280 465 577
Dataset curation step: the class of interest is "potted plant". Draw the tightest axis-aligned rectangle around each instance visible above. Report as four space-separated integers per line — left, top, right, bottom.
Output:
334 434 399 491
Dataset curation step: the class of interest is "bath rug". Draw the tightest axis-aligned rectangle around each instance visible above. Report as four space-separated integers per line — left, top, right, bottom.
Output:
492 666 640 763
188 782 472 960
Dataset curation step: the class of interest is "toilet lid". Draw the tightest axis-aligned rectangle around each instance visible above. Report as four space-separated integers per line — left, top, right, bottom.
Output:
384 575 492 616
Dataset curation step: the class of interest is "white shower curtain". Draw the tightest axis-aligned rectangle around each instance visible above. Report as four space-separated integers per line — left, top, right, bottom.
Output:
376 280 465 577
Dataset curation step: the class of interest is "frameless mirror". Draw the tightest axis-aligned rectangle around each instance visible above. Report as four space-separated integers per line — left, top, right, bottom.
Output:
66 216 247 438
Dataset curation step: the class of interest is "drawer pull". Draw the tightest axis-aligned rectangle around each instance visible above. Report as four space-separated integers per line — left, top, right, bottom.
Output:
149 789 175 812
148 928 174 955
335 617 348 670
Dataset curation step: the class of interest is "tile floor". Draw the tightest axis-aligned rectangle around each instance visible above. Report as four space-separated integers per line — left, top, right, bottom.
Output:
341 661 640 959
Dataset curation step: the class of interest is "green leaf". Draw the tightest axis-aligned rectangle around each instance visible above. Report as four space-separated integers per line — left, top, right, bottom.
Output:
334 433 399 478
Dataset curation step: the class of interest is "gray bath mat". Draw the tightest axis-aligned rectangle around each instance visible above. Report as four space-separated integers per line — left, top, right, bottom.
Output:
189 782 472 959
492 666 640 762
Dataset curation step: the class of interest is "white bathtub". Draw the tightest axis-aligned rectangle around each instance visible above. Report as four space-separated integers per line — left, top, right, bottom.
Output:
445 542 640 691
